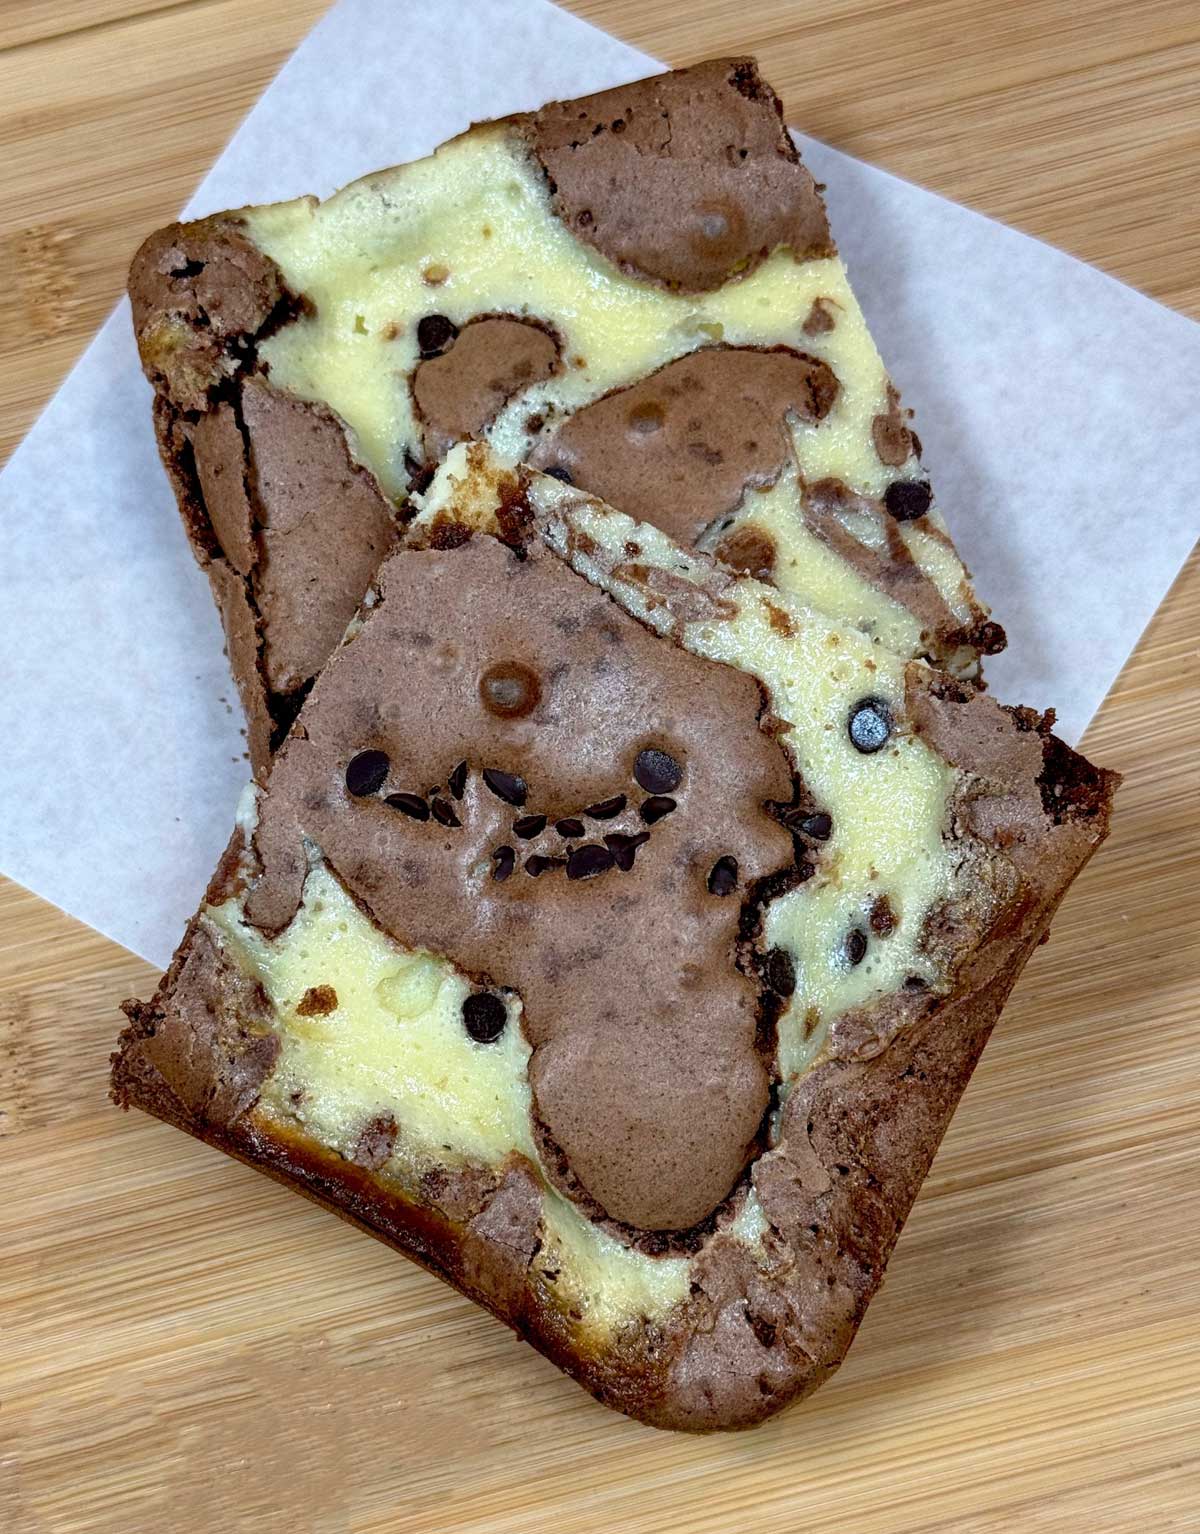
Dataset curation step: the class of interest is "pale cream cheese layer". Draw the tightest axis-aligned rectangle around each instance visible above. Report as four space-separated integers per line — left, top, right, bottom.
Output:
209 861 691 1333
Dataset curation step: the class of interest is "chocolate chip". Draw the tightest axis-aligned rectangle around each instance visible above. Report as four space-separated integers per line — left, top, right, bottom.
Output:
480 661 541 720
345 749 389 797
430 796 460 827
462 991 507 1043
764 948 796 997
848 698 892 754
903 974 928 991
634 747 682 794
845 929 868 966
799 812 833 841
883 480 932 521
447 760 468 800
707 856 739 896
604 831 649 871
543 464 574 484
417 313 458 358
491 846 515 882
526 854 566 877
584 794 626 820
639 796 676 825
555 818 585 838
566 844 614 880
385 792 430 821
513 814 547 839
482 768 528 806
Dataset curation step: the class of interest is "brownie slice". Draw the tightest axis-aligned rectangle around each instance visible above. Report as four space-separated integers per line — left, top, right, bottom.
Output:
113 452 1116 1431
129 58 1001 775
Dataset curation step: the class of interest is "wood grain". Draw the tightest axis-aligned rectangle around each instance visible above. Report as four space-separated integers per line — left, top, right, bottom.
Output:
1 3 1197 1530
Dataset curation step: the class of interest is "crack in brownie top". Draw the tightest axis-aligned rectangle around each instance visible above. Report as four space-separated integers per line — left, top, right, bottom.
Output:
240 534 802 1231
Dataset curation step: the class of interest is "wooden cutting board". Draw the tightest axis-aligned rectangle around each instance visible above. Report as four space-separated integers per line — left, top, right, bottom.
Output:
1 3 1197 1529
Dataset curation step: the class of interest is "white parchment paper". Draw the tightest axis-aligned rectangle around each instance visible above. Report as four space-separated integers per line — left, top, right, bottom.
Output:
1 0 1197 969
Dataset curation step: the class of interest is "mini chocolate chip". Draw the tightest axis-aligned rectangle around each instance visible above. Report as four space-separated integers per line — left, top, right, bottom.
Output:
903 974 928 991
765 801 805 830
513 814 547 839
555 817 585 838
848 697 892 754
430 796 460 828
584 794 626 820
764 948 796 997
566 843 614 880
482 768 528 806
462 991 507 1043
883 480 932 521
634 747 682 794
526 853 566 877
417 313 458 358
799 812 833 841
639 796 676 825
447 760 468 799
385 792 430 821
345 749 389 797
543 464 574 484
604 831 650 871
707 856 739 896
491 846 515 882
845 929 868 966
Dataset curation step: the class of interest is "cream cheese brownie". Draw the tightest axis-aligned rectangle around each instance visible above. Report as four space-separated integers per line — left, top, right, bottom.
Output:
113 450 1116 1431
130 58 1002 774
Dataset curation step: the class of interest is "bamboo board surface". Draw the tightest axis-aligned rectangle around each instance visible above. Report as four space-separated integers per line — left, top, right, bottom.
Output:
1 3 1198 1529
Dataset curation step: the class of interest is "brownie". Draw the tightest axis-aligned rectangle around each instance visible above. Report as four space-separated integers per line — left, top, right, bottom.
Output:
112 452 1117 1430
129 58 1001 775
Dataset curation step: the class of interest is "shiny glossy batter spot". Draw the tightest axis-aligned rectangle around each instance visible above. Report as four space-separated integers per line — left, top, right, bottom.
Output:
480 661 542 719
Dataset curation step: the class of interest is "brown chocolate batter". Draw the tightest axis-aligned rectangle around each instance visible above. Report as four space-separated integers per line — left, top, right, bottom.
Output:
242 534 799 1230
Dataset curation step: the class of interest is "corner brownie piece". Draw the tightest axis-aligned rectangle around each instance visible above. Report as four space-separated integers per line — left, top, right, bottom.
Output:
130 58 1001 775
113 450 1116 1430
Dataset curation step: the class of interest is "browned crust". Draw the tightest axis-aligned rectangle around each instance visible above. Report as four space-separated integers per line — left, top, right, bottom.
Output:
129 215 292 414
